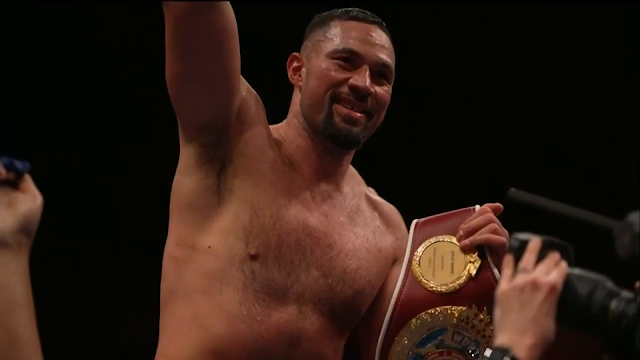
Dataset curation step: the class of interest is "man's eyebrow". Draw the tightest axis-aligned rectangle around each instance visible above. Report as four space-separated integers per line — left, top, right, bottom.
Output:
328 47 362 58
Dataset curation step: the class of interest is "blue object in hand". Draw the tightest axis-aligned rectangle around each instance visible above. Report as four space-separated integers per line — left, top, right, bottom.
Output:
0 157 31 179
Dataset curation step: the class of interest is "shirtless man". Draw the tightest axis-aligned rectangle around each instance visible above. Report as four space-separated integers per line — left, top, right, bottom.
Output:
157 3 510 360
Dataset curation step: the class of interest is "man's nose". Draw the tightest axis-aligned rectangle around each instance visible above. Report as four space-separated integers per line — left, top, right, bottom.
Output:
347 68 374 100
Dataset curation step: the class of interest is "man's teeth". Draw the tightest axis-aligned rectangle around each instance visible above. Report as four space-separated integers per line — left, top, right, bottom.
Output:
340 102 362 113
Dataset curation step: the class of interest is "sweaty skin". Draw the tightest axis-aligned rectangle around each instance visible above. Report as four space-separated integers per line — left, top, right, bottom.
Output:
158 3 404 360
158 3 509 360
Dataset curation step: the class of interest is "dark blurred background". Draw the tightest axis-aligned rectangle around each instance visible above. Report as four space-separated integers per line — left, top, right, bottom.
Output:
0 2 637 360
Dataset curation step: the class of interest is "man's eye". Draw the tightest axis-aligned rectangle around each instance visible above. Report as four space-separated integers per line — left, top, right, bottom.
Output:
374 72 390 83
336 57 354 68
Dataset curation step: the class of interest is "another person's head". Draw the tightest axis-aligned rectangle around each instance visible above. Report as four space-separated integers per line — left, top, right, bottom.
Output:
287 8 395 151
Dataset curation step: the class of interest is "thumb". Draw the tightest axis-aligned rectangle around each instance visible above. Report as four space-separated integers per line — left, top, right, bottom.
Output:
18 174 39 195
485 203 504 216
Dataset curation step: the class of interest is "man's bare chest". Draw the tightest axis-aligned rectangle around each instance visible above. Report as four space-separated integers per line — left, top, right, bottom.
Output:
237 198 396 330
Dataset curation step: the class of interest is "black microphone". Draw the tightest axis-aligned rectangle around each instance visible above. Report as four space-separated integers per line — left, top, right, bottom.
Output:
506 188 639 261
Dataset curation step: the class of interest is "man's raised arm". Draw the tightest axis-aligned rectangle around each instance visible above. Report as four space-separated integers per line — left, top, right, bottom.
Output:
163 2 243 143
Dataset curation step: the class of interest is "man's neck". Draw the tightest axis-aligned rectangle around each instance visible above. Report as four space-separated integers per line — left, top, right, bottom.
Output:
273 116 354 190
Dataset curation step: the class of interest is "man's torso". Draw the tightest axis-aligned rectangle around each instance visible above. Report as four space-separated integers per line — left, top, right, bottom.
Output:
155 128 405 360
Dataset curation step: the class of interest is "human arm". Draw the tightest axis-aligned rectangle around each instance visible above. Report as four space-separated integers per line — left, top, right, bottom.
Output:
162 2 270 161
163 1 242 141
0 165 44 360
163 1 274 222
0 252 41 360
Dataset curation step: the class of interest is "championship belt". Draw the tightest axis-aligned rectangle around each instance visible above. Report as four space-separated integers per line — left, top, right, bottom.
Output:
375 206 502 360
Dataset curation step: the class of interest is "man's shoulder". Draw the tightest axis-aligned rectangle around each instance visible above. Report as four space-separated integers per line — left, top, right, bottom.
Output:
348 166 408 235
368 189 406 231
348 166 390 200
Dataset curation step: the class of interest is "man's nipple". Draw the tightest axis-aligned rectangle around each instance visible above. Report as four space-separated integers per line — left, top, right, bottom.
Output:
248 247 260 261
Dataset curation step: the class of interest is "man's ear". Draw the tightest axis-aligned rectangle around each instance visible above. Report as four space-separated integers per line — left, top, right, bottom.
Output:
286 52 305 87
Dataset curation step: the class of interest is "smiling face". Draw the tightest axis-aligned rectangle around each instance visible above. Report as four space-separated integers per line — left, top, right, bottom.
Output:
292 20 395 151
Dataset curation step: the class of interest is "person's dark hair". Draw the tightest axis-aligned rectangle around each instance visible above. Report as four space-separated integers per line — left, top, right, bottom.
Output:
301 8 392 49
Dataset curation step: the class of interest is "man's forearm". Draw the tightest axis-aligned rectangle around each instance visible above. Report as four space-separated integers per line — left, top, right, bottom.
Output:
0 250 43 360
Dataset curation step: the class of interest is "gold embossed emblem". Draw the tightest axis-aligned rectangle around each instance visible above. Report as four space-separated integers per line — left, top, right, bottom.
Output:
389 306 493 360
411 235 481 293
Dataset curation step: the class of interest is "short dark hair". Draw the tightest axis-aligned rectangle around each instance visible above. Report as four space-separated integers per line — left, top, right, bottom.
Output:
301 8 392 48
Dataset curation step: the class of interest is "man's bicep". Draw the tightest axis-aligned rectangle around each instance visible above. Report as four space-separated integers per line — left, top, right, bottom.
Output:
345 194 409 359
348 258 405 360
163 2 243 140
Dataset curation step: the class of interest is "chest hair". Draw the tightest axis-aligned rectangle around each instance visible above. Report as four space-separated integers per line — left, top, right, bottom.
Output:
238 200 389 330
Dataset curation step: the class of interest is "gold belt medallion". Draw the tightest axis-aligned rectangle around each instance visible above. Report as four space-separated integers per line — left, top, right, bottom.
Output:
411 235 481 293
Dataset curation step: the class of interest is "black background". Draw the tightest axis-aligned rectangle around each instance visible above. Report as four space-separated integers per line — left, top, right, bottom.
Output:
1 2 638 360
